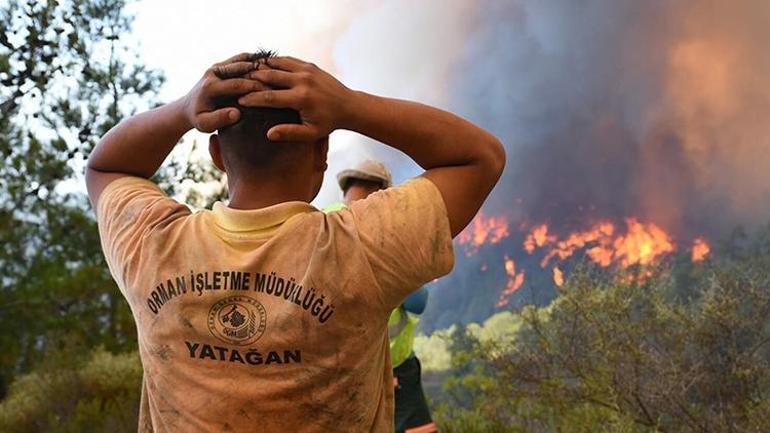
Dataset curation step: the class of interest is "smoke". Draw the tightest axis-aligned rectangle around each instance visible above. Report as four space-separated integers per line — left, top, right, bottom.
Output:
327 0 770 239
313 0 770 329
449 0 770 238
317 0 474 205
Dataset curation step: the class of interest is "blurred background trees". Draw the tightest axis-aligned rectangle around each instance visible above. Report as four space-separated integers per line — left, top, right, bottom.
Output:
0 1 223 429
0 0 160 406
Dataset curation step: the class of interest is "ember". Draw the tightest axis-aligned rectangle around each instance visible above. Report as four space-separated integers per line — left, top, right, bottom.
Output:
553 266 564 288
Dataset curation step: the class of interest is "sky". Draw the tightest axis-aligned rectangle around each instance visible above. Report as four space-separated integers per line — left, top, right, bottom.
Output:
128 0 460 207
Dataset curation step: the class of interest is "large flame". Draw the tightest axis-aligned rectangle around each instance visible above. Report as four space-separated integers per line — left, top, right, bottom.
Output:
613 219 676 267
455 211 710 310
533 218 683 269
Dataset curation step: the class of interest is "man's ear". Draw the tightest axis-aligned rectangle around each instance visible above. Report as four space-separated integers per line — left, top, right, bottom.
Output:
209 135 226 172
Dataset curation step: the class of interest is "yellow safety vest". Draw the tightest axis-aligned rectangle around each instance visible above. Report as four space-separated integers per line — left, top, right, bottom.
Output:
324 202 418 368
388 306 418 368
323 201 347 213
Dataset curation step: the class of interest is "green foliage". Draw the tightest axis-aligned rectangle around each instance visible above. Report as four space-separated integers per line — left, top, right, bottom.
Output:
0 0 162 398
435 225 770 432
415 325 457 372
415 312 522 373
0 1 226 427
0 348 142 433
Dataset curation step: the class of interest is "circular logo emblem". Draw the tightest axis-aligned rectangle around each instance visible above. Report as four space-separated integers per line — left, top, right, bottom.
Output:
208 296 267 346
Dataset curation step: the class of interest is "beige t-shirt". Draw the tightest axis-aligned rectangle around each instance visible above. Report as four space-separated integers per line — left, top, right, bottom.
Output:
96 176 454 433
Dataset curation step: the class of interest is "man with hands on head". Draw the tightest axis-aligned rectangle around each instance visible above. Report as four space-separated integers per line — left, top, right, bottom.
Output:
87 50 504 433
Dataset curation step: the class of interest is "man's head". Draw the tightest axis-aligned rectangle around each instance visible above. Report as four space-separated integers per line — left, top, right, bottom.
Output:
208 50 329 203
337 159 392 204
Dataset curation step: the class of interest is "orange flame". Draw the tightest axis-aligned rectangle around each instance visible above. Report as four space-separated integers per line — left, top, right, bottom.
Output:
480 215 709 306
496 255 525 308
530 219 676 269
523 224 556 253
691 238 711 262
613 218 675 267
457 210 510 256
537 222 615 267
553 266 564 288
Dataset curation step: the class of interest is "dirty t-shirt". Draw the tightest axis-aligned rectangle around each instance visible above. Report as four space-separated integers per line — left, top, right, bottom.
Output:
96 176 454 433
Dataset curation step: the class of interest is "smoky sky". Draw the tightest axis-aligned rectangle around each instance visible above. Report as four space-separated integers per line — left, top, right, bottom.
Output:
445 0 770 239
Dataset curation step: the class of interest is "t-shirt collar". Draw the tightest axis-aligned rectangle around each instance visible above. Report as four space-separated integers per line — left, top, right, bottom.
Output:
210 201 317 235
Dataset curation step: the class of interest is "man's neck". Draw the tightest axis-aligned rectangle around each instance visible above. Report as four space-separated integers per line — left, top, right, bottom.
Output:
226 179 310 210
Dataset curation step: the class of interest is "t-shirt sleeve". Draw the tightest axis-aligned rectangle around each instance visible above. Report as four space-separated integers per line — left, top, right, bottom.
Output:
349 176 454 310
96 176 191 290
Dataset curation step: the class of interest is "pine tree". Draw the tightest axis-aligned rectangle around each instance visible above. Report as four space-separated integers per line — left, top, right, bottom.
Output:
0 0 163 398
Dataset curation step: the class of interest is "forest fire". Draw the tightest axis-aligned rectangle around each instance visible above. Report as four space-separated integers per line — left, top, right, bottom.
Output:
526 218 708 269
457 212 712 309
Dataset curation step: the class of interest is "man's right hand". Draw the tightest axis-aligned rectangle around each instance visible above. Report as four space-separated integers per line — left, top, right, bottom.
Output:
238 56 356 142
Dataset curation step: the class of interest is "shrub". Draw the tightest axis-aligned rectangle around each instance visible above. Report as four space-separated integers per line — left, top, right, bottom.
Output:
0 348 142 433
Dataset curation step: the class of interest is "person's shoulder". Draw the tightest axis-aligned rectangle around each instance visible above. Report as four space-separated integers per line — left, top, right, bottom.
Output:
97 174 190 231
350 176 445 218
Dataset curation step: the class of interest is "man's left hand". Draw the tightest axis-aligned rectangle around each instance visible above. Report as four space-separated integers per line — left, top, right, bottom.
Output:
182 52 269 133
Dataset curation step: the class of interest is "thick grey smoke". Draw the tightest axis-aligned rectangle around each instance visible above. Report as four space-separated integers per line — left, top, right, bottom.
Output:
448 0 770 239
320 0 770 329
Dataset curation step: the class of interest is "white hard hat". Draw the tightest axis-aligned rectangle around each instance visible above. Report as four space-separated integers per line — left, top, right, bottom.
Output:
336 159 393 190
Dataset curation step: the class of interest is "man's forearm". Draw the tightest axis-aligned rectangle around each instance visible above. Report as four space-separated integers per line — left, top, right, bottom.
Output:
87 98 191 178
342 91 505 235
342 91 504 173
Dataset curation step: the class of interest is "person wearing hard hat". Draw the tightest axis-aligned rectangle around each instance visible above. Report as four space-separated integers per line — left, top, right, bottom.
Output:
327 160 437 433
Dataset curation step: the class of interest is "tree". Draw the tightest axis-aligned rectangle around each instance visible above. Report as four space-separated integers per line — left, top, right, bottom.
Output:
0 0 162 397
0 348 142 433
436 226 770 432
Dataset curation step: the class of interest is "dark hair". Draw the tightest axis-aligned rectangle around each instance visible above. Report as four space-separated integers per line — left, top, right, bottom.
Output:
215 50 302 172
